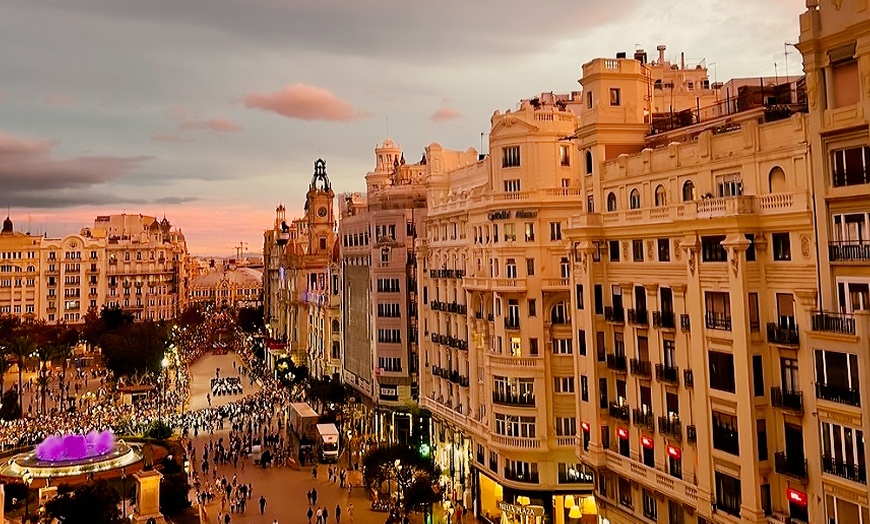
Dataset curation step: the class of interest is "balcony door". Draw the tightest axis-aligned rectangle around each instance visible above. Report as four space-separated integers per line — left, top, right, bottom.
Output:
785 423 805 464
776 293 796 329
832 212 869 243
838 279 870 312
635 286 647 312
660 287 673 313
781 358 799 393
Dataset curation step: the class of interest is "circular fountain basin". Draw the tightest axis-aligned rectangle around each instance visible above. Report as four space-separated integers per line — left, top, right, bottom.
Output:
0 438 144 482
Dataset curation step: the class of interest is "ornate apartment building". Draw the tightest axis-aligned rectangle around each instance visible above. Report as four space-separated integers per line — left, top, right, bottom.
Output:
340 139 477 440
189 264 263 309
418 92 604 524
415 16 866 524
262 160 342 379
0 213 188 323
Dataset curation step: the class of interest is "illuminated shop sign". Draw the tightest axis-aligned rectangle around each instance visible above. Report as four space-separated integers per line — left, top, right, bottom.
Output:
497 502 545 517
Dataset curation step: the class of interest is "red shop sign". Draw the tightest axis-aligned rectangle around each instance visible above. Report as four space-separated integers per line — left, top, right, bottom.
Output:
667 445 681 459
641 436 654 449
787 488 808 507
617 427 629 439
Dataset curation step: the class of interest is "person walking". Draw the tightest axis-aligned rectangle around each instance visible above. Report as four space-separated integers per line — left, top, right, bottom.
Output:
316 507 323 524
307 506 314 524
347 503 355 524
312 465 318 479
335 504 341 524
259 495 267 514
322 505 329 524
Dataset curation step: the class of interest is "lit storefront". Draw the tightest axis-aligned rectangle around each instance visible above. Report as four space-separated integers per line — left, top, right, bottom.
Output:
475 468 597 524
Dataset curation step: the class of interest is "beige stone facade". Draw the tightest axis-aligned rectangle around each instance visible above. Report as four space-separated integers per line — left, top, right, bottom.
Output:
189 265 263 308
340 140 477 436
262 160 341 378
0 214 188 324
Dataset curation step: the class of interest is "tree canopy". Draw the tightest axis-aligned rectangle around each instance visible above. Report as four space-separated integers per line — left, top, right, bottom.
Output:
363 444 441 511
237 306 264 334
101 321 168 378
45 479 125 524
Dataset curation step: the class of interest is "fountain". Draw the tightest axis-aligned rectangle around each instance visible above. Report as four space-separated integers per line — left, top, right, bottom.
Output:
0 430 144 483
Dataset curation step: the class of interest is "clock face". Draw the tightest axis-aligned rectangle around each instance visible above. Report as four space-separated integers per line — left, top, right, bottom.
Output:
317 207 328 218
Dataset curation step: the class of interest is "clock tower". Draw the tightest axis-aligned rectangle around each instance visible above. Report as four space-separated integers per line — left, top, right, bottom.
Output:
306 158 335 255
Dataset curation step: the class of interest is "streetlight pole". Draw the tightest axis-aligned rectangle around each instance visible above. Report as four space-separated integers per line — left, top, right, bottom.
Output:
121 467 127 518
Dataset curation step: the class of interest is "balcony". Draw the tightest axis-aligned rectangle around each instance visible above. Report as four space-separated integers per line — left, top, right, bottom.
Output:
630 358 652 378
504 318 520 330
822 455 867 484
492 392 535 408
683 369 694 388
658 416 682 439
603 450 702 509
687 425 697 443
712 424 739 455
774 451 808 481
829 240 870 262
604 306 625 324
608 403 630 422
815 382 861 407
503 468 539 484
632 408 655 430
767 322 800 346
606 354 627 372
680 314 691 332
655 364 680 385
770 387 803 414
811 311 856 335
627 309 648 326
652 310 676 329
491 435 542 450
705 312 732 331
542 278 569 290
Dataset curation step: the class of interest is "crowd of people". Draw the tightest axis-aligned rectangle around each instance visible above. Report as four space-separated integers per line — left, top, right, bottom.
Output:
210 375 243 397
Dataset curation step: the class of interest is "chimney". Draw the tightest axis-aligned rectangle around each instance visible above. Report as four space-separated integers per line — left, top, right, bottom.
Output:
634 49 647 64
680 51 685 70
657 45 666 64
616 52 627 59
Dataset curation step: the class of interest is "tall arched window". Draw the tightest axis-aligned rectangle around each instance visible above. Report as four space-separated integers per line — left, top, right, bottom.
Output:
682 180 696 201
607 192 618 212
332 319 341 333
654 185 667 207
551 301 569 324
629 189 641 209
585 151 593 175
769 166 787 193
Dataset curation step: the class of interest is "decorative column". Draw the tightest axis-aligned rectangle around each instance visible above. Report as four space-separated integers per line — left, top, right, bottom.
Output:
131 470 165 524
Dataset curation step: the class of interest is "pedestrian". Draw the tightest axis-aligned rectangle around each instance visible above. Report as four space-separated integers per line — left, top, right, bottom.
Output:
335 504 341 524
224 512 231 524
348 503 355 524
312 465 318 479
316 507 323 524
307 489 313 505
312 488 318 505
323 506 329 524
307 506 314 524
259 495 267 514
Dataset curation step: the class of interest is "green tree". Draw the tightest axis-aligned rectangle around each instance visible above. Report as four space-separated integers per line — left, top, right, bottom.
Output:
275 357 308 390
0 390 21 420
34 342 58 416
101 321 167 379
44 479 125 524
237 306 264 334
363 444 440 511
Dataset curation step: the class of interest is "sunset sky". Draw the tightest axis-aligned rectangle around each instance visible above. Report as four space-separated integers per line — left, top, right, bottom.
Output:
1 0 804 255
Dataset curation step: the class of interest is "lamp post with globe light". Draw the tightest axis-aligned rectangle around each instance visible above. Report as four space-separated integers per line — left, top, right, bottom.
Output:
160 356 169 419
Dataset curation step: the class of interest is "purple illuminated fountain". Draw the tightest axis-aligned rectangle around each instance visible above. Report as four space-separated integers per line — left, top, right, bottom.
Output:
35 430 116 463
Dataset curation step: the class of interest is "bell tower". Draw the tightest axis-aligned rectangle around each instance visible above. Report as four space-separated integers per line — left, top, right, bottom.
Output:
306 158 335 255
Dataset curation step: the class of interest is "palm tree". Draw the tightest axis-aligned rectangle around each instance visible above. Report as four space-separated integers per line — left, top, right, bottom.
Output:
52 324 79 410
0 347 9 395
35 343 58 416
9 335 35 411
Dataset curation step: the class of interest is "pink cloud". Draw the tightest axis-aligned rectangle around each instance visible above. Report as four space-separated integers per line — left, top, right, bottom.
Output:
45 93 73 107
430 107 462 122
243 84 368 122
0 130 147 196
151 133 195 143
180 118 243 133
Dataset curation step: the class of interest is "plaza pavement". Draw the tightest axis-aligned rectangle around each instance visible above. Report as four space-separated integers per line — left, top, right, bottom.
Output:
188 353 396 524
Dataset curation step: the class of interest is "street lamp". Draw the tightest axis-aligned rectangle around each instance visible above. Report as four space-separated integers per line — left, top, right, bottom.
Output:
121 467 127 518
22 469 32 520
160 357 169 419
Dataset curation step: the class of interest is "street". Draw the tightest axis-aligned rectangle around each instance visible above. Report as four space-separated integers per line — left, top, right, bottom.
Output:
188 352 392 524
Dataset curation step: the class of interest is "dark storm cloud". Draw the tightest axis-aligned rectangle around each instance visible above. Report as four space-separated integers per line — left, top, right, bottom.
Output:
0 131 148 193
7 0 641 62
